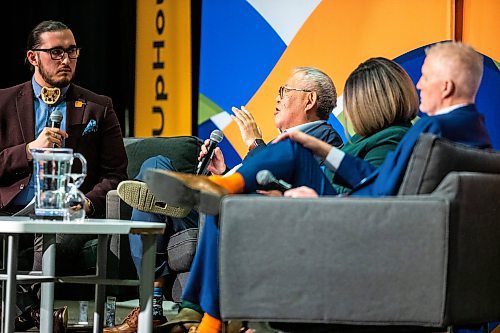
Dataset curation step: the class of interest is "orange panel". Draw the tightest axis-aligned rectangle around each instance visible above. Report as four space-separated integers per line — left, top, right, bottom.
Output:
226 0 453 157
462 0 500 60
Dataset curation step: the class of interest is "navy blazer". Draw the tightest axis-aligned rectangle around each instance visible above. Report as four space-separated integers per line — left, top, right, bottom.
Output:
244 120 343 161
335 104 491 197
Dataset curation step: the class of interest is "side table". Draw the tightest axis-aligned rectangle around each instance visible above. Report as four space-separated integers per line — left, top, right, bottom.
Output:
0 217 165 333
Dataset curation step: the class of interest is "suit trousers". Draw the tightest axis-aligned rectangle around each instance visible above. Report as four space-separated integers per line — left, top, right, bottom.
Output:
128 156 198 281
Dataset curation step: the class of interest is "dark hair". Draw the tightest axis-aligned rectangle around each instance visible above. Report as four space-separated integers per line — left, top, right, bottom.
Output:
26 20 69 70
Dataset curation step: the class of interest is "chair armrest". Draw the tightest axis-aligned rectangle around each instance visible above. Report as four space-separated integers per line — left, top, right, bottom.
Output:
219 195 450 326
106 190 132 220
106 190 120 219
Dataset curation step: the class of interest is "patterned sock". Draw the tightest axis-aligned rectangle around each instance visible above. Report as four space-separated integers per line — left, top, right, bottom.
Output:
209 173 245 194
152 287 164 319
197 313 222 333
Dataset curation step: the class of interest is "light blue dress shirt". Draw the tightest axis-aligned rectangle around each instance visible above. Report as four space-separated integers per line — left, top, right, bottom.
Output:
11 77 69 206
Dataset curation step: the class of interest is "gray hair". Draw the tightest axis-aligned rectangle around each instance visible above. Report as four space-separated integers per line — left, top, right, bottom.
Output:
425 41 483 100
293 67 337 120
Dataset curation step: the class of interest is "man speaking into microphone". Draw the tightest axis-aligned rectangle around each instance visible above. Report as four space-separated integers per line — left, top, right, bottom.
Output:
110 67 343 332
0 20 127 331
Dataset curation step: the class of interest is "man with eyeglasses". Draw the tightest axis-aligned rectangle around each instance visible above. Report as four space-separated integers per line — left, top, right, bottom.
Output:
108 67 343 333
0 20 127 332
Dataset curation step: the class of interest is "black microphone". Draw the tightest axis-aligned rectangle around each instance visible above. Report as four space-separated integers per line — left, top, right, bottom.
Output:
196 130 224 175
49 110 63 148
256 170 292 192
49 109 63 128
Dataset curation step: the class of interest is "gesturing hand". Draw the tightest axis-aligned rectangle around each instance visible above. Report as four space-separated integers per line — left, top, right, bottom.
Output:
198 139 226 175
231 106 262 147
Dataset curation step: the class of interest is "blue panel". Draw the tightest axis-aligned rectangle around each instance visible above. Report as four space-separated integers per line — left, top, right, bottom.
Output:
199 0 286 113
327 113 346 143
198 120 243 168
477 57 500 149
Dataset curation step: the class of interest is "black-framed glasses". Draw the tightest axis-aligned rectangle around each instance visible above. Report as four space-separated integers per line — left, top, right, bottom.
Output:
32 46 81 60
278 85 312 99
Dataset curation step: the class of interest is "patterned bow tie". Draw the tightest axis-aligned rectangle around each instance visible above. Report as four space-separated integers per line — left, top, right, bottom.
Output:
40 87 61 105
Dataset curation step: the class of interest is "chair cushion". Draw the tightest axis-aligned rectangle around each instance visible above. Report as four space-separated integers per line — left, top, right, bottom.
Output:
124 136 203 179
398 134 500 195
168 228 198 272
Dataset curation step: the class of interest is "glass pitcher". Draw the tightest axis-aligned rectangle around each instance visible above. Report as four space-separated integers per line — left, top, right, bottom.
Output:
31 148 87 219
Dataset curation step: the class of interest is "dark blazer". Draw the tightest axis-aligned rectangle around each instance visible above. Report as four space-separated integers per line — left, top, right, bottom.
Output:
0 81 128 216
244 120 344 161
335 104 491 197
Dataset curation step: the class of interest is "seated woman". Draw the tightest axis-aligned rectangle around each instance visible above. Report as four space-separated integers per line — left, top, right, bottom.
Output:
155 57 420 333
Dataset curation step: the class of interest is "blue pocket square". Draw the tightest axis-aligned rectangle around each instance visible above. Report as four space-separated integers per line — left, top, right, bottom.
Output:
83 119 98 135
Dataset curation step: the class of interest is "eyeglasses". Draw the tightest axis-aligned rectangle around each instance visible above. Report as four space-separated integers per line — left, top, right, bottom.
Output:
278 86 312 99
32 46 81 60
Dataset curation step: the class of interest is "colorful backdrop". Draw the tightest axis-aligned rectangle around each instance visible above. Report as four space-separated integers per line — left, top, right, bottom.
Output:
196 0 499 168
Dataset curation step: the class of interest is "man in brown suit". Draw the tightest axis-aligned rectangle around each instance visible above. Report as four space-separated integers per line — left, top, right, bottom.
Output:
0 20 128 331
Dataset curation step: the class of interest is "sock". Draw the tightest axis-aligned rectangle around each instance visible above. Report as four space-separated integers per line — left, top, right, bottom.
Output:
152 287 164 319
197 313 222 333
209 173 245 194
180 300 203 315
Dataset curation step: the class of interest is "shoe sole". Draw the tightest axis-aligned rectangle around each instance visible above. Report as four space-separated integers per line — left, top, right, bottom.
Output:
145 169 223 215
117 181 191 218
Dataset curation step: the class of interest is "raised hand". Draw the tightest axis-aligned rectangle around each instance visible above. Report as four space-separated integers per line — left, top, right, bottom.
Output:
231 106 263 148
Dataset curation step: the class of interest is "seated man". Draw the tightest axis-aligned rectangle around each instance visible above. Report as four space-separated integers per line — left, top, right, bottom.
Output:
146 42 491 333
0 20 127 332
107 67 343 333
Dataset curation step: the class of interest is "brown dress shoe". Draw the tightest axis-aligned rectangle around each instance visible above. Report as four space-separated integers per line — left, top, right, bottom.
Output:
15 306 68 333
104 307 167 333
145 170 228 215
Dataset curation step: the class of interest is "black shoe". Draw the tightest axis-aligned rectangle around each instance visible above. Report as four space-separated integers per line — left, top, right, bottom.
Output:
15 305 68 333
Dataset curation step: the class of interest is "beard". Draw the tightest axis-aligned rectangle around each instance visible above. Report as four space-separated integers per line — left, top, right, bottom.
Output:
38 59 74 88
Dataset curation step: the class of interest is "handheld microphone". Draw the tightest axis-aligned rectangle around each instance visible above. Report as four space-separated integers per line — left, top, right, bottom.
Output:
256 170 292 192
196 130 224 175
49 110 63 147
50 109 63 128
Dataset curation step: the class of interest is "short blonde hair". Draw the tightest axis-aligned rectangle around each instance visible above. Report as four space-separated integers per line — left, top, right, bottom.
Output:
425 41 483 100
344 57 418 137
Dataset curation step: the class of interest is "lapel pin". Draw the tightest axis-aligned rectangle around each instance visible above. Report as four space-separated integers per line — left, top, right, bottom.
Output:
75 100 84 108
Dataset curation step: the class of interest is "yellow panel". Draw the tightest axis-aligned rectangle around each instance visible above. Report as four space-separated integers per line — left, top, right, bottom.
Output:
224 0 453 157
462 0 500 59
135 1 192 137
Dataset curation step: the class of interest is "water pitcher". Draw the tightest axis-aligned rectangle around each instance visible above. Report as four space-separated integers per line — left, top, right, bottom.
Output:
31 148 87 218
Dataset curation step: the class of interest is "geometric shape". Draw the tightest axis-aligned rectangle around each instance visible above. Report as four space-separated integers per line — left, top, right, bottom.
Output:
247 0 322 45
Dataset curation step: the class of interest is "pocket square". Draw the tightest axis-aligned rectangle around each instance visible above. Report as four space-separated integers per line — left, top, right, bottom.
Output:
83 119 98 135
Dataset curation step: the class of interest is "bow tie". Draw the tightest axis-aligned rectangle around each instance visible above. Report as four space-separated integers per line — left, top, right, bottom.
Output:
40 87 61 105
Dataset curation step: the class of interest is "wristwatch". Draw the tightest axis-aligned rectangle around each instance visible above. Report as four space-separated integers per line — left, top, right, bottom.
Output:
249 138 266 151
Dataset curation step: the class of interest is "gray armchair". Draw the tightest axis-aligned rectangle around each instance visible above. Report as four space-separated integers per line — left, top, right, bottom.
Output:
102 136 202 301
218 134 500 330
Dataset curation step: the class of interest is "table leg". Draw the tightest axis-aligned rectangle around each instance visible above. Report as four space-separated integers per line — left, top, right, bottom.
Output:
5 235 18 333
137 234 155 333
40 234 56 333
93 234 108 333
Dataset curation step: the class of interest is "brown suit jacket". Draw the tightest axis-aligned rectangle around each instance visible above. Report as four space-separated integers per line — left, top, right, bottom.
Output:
0 81 128 216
